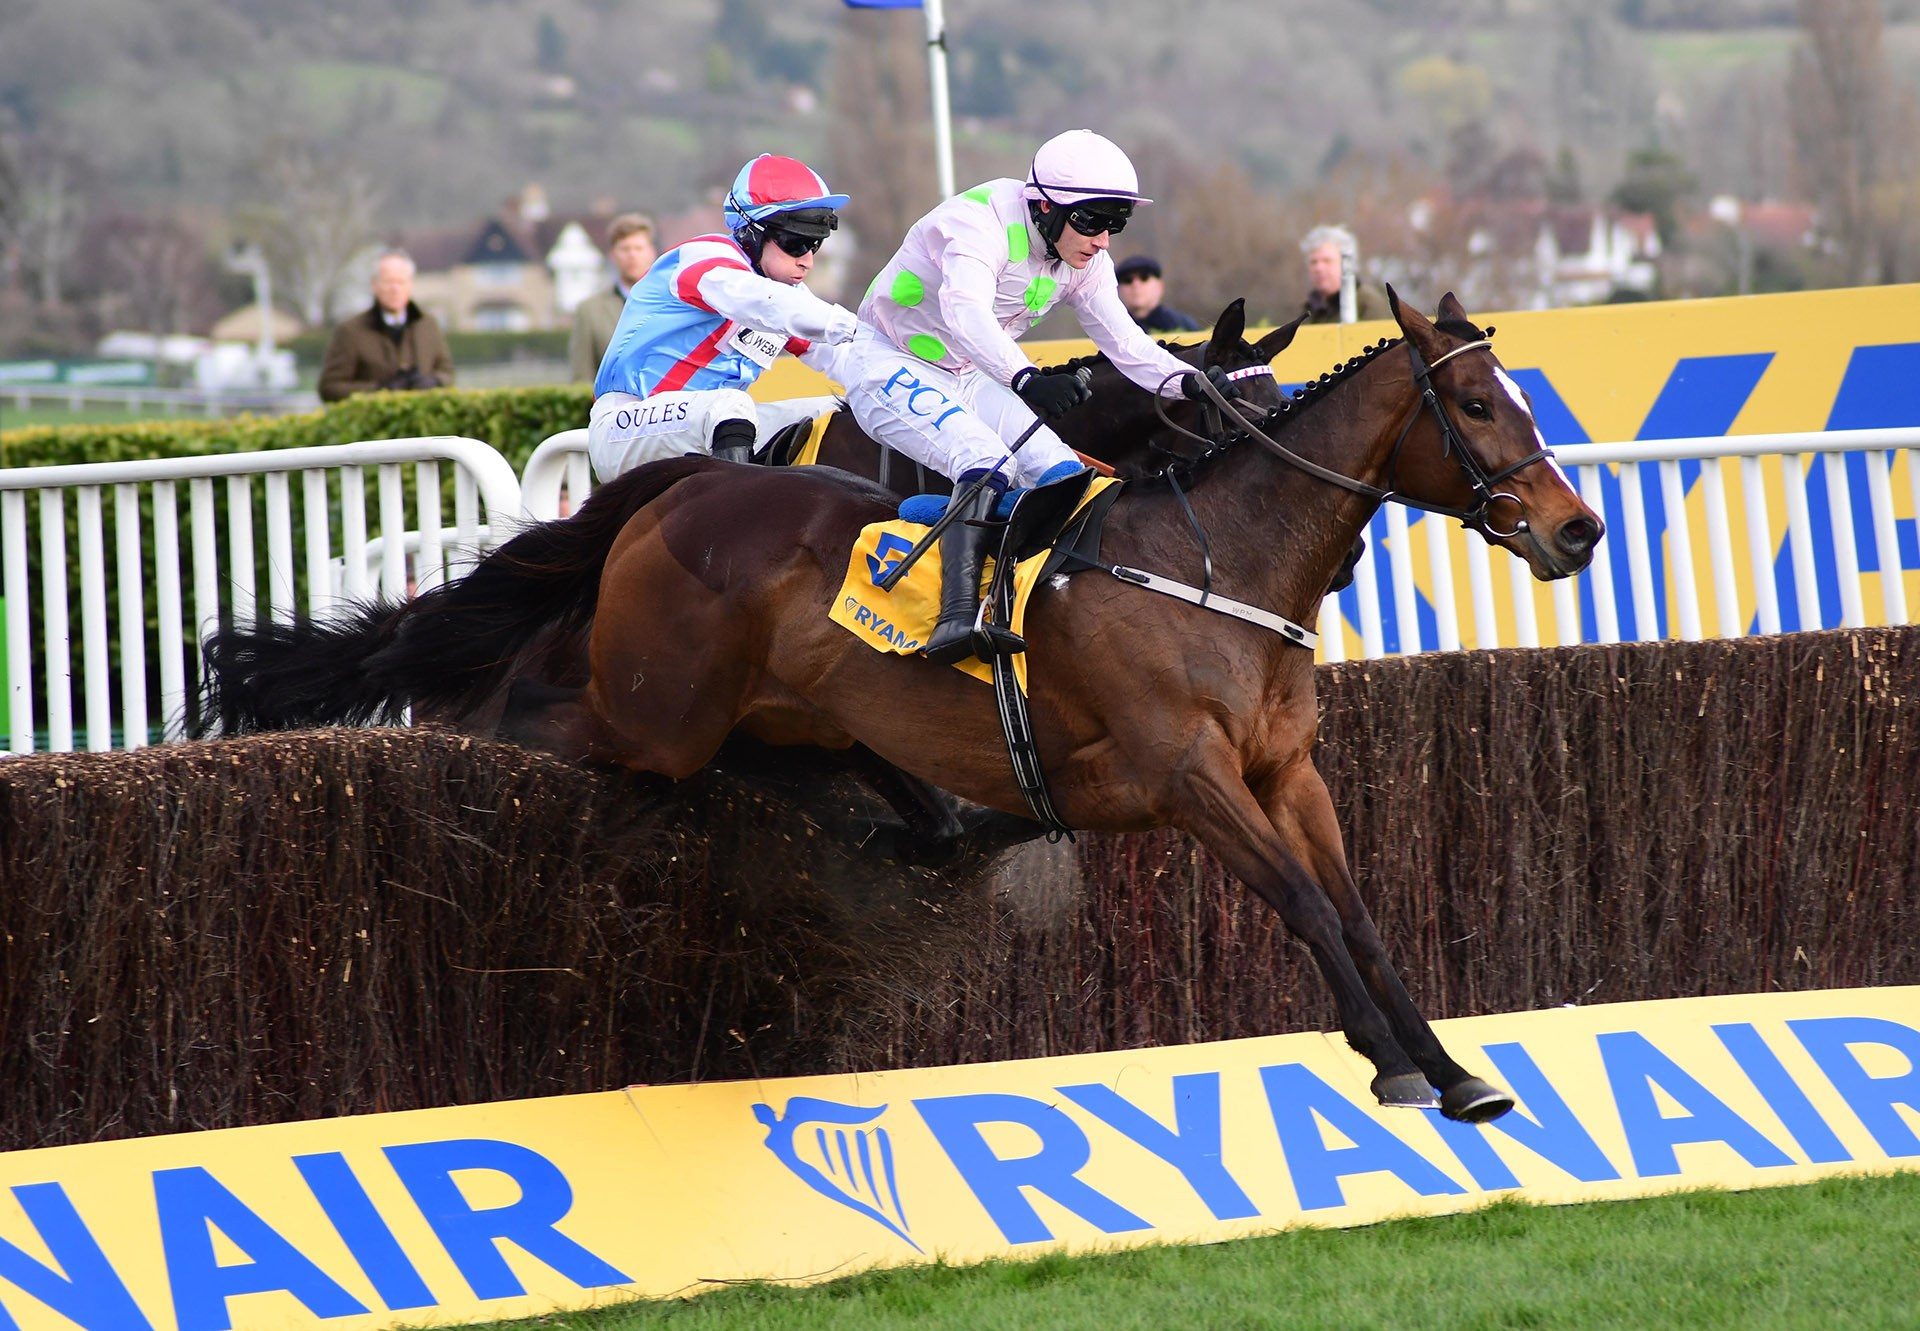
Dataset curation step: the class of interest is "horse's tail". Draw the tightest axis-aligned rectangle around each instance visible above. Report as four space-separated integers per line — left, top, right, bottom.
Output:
195 456 712 736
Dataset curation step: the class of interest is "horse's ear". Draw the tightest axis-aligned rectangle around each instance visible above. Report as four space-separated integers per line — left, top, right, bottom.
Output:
1251 313 1304 362
1206 299 1247 362
1437 290 1470 325
1387 280 1440 352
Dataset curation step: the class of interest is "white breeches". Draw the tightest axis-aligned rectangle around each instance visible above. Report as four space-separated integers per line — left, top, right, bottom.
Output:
820 326 1079 486
587 388 840 482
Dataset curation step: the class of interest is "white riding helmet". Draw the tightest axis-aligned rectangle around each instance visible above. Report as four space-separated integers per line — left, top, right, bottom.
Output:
1023 130 1152 207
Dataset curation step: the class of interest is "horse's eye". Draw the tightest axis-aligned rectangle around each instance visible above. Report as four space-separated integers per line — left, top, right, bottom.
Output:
1462 399 1489 420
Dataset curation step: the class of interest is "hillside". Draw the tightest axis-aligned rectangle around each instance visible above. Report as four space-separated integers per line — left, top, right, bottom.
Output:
3 0 1918 352
7 0 1916 225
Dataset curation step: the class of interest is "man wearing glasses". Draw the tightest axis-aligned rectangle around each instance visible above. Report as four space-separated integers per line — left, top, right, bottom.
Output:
587 154 860 480
838 130 1235 664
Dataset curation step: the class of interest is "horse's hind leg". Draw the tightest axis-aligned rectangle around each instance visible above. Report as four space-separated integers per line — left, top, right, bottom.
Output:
849 746 1044 867
1173 751 1426 1102
498 679 618 764
1262 761 1513 1124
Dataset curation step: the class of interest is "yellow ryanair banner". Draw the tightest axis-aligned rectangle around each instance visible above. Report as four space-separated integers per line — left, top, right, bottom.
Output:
3 987 1918 1329
758 284 1920 446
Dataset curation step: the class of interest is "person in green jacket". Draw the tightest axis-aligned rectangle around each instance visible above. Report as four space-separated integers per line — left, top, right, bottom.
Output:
569 213 657 383
317 250 456 402
1299 224 1390 324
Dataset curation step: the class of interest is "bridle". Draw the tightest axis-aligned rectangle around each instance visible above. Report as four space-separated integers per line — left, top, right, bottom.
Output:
1151 336 1556 539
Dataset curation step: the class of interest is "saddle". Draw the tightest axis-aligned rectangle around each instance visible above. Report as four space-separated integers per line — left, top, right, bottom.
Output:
762 414 834 468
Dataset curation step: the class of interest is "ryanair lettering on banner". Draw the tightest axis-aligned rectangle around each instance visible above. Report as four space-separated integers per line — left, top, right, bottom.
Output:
1 988 1916 1328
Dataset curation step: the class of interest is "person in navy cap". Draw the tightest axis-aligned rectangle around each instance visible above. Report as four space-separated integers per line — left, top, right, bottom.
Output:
1114 254 1202 333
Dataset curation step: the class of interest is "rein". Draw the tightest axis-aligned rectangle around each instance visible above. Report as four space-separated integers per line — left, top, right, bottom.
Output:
1089 334 1559 652
1149 338 1555 537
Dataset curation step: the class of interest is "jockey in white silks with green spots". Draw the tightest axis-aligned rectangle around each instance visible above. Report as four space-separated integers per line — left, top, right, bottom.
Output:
834 130 1241 665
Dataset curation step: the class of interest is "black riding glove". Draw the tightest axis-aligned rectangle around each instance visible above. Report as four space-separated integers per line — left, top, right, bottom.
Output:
1013 365 1092 421
1182 364 1242 401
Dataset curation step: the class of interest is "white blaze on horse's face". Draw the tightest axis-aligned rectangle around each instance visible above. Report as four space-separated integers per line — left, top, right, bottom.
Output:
1492 366 1573 490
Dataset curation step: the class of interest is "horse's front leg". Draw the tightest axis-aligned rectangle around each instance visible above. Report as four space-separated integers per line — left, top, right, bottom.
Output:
1172 748 1430 1107
1258 759 1514 1124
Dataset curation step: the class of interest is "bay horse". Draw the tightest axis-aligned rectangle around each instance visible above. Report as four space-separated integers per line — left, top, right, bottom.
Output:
265 287 1598 1122
196 301 1299 853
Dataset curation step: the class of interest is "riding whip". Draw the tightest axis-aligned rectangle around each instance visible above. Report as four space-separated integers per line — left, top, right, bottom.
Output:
876 365 1092 592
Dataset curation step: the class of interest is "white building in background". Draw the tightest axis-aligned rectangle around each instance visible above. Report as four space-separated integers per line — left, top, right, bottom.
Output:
547 222 607 316
1403 193 1663 310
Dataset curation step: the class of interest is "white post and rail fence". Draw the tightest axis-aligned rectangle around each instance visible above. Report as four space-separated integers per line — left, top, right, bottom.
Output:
3 425 1917 754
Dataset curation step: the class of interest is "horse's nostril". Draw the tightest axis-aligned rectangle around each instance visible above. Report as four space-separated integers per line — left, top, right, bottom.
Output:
1557 518 1600 557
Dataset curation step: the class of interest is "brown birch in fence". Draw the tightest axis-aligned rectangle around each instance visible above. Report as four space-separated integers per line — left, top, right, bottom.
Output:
2 626 1915 1151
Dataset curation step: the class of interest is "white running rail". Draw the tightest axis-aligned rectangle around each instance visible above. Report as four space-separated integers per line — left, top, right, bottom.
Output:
522 424 1920 660
520 427 594 521
8 423 1916 753
1 437 521 753
1318 426 1920 660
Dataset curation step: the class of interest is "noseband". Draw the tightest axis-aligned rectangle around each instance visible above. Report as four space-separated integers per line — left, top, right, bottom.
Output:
1380 338 1551 538
1152 339 1557 539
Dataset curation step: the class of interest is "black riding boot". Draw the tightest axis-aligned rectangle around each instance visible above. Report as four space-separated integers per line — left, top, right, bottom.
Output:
711 417 756 465
923 484 1020 666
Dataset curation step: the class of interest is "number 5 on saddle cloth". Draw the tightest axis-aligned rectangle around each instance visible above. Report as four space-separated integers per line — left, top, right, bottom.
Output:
830 467 1125 837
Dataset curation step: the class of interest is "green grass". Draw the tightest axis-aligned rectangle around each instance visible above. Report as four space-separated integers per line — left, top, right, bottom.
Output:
1642 27 1800 68
457 1172 1920 1331
287 61 449 131
0 401 168 430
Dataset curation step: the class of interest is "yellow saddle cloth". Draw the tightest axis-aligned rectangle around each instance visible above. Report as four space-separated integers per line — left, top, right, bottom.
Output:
830 477 1119 690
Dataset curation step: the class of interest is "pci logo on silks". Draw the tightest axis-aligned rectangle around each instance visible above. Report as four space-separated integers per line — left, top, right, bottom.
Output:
753 1097 920 1251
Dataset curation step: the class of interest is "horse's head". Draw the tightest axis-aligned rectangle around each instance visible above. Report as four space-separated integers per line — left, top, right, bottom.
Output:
1053 299 1295 474
1197 298 1298 422
1385 287 1603 580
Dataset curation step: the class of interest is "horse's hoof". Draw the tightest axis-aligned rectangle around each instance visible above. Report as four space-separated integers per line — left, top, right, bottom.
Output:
1371 1072 1440 1110
1441 1078 1515 1124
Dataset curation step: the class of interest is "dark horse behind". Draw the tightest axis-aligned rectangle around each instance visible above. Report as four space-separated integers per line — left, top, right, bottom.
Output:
199 289 1604 1123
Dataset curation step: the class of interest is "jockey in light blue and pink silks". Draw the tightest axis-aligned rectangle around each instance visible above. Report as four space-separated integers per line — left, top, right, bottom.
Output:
588 154 861 479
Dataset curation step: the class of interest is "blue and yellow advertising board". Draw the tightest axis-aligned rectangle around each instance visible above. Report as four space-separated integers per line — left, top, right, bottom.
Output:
3 986 1918 1329
759 285 1920 655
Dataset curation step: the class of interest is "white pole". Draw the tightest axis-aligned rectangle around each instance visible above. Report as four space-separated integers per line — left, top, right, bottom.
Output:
1338 234 1358 324
923 0 956 200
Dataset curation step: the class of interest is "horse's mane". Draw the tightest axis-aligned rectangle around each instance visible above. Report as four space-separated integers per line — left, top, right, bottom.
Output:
1127 334 1402 489
1136 314 1496 490
1275 336 1403 417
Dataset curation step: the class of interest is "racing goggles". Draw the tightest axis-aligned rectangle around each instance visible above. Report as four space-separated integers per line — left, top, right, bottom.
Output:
764 207 838 257
767 229 828 257
1064 201 1132 237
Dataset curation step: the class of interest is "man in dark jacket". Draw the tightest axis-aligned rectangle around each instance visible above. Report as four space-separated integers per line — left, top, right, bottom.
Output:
1114 254 1202 333
318 250 456 402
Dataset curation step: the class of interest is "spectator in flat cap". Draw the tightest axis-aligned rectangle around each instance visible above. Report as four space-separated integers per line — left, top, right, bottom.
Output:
1114 254 1202 333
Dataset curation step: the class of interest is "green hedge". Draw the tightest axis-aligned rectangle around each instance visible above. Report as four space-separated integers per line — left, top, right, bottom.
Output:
0 385 592 474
